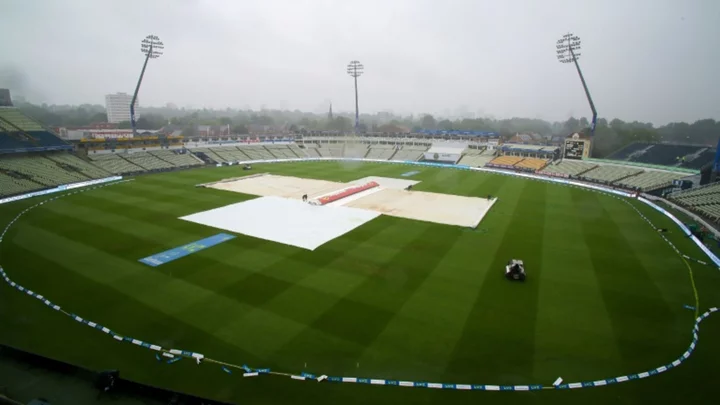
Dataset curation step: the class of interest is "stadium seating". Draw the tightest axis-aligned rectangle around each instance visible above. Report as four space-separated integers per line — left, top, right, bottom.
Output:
457 148 493 167
241 145 275 160
0 154 89 186
366 145 396 160
670 182 720 221
343 144 368 158
149 150 203 167
87 154 145 174
608 142 711 168
632 144 702 166
0 108 69 150
0 171 43 197
607 143 650 160
287 143 306 158
47 153 111 179
210 147 250 162
303 146 322 158
264 144 300 159
0 108 44 131
191 148 225 163
123 152 175 170
390 145 425 161
540 160 597 177
682 150 715 170
487 155 524 166
615 170 688 191
581 165 642 183
514 157 549 171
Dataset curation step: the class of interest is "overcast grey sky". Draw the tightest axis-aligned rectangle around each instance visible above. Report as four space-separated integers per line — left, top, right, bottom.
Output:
1 0 719 124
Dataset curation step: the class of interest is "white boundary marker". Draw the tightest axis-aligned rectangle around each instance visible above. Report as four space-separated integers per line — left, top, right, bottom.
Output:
0 158 718 393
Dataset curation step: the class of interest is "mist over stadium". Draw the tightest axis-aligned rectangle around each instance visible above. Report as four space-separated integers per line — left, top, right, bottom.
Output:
1 1 720 404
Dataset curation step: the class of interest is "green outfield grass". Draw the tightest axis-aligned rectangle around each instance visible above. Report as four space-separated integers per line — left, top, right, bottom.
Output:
1 161 719 405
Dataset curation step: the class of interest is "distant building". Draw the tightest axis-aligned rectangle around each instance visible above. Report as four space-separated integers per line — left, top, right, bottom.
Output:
0 88 12 107
105 92 139 123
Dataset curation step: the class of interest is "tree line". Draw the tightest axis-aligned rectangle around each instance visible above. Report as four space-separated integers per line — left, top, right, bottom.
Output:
13 101 720 158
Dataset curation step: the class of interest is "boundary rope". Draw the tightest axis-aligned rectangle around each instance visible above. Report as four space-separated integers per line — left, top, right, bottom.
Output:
0 161 717 392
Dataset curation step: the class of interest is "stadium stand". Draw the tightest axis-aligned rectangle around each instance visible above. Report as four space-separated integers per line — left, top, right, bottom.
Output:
540 160 597 177
487 155 524 167
190 148 225 163
123 152 175 171
366 145 396 160
514 157 549 171
0 171 41 196
390 145 426 161
608 142 713 168
670 182 720 221
288 143 307 158
87 154 145 174
580 165 642 183
682 149 715 170
343 143 369 158
242 144 276 160
304 146 322 157
632 144 703 166
615 170 688 191
0 154 90 187
606 143 650 160
149 150 203 167
210 147 250 162
457 148 494 167
0 108 70 151
46 152 111 179
264 144 301 159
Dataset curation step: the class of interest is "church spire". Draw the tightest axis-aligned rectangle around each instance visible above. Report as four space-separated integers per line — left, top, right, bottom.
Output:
328 102 333 120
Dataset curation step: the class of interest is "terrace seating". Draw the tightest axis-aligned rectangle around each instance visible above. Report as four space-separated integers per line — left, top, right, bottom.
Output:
0 108 70 151
0 154 89 186
487 155 523 167
670 182 720 221
615 170 688 191
632 144 703 166
47 153 111 179
608 142 708 167
581 165 642 183
606 143 650 160
682 150 715 170
303 147 323 158
390 145 425 161
366 145 396 160
0 108 44 131
210 147 250 162
149 150 203 167
539 160 597 177
287 144 306 158
514 157 549 171
87 154 145 174
190 148 225 163
240 145 275 160
0 171 43 197
343 144 368 158
124 152 175 170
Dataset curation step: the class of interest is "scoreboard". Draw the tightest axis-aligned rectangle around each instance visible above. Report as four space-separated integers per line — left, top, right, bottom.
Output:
564 135 591 160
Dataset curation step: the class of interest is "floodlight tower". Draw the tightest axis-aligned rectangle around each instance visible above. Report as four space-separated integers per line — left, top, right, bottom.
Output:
346 60 364 133
131 35 164 137
557 33 597 136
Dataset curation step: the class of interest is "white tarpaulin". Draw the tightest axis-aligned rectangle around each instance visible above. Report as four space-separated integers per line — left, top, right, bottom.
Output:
179 196 380 251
